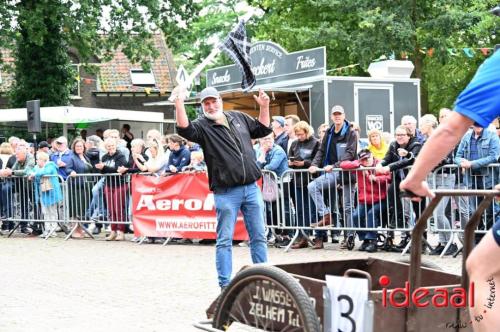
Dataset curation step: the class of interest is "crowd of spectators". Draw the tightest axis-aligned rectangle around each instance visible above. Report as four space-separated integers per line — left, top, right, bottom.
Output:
1 108 499 256
254 108 500 256
0 124 207 240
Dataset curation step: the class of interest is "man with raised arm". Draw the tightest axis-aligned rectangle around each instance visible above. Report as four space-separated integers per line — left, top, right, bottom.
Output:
400 49 500 332
173 85 272 290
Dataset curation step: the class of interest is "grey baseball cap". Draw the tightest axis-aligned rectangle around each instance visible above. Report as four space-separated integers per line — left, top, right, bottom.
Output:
331 105 345 114
199 87 220 102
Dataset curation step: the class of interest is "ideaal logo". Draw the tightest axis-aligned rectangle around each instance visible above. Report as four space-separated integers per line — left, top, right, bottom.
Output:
379 275 496 328
379 275 474 308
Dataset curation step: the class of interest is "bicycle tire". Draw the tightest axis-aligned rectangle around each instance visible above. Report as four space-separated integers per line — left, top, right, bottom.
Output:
213 265 320 332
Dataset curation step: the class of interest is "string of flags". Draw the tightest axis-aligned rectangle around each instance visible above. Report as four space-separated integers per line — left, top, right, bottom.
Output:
327 64 360 73
329 46 495 73
399 47 495 59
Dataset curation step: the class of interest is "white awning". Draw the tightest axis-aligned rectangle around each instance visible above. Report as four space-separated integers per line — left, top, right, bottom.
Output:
143 85 313 107
0 106 164 124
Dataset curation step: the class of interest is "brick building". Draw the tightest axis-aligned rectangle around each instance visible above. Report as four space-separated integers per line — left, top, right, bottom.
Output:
0 34 177 137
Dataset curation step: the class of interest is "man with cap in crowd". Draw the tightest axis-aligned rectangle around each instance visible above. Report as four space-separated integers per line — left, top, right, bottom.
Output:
172 85 272 290
50 136 74 180
340 148 391 252
271 116 288 154
38 141 51 155
308 105 358 249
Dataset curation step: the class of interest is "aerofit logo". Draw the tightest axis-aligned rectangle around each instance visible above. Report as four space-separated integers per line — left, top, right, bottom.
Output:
379 275 474 308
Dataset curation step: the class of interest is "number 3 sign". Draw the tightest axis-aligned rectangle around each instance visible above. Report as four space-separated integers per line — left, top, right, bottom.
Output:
324 275 373 332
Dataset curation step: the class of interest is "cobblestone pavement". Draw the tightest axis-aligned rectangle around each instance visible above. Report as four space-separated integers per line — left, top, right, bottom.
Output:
0 234 463 332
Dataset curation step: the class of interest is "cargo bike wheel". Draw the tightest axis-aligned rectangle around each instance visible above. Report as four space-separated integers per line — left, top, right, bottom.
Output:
213 265 320 332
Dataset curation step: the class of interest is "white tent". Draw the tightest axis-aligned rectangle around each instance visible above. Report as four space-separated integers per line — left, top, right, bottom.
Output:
0 106 164 124
0 106 164 137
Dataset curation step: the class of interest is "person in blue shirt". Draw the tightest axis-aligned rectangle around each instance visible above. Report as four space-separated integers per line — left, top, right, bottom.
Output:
164 134 191 174
256 133 288 177
401 48 500 332
50 136 74 180
256 133 290 246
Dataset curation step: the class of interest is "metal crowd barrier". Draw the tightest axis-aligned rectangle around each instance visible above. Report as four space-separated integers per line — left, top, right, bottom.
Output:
1 164 499 250
0 173 133 240
262 164 500 254
427 163 500 257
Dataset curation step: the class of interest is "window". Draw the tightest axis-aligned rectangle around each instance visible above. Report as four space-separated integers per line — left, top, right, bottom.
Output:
70 63 80 98
130 68 156 87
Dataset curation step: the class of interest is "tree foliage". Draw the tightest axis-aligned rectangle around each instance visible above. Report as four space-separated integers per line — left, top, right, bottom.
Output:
0 0 198 107
246 0 500 114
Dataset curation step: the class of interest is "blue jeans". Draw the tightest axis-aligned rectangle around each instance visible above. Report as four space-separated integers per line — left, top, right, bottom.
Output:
293 185 316 236
354 201 386 241
87 178 107 221
215 182 267 287
308 172 355 239
428 173 455 243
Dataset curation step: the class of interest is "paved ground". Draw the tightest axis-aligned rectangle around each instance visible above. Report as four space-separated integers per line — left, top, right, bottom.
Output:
0 234 463 332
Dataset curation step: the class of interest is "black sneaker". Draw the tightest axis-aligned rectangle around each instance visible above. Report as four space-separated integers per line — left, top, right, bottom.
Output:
443 243 458 256
396 237 410 249
365 241 377 253
430 244 445 256
331 234 340 243
20 227 33 235
275 236 291 248
358 240 369 251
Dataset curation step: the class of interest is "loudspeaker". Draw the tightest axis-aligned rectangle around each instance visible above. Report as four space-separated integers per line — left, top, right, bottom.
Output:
27 100 41 133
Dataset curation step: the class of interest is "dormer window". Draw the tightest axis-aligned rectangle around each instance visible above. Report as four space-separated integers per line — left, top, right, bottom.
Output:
130 68 156 87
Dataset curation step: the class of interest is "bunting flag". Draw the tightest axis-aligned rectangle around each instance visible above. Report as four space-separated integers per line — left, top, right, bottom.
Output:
463 48 475 58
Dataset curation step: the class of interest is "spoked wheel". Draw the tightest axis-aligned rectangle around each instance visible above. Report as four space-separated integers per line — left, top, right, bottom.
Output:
346 234 355 251
213 265 320 332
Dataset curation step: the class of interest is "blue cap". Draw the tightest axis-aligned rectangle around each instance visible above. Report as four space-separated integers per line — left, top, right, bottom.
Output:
272 116 285 127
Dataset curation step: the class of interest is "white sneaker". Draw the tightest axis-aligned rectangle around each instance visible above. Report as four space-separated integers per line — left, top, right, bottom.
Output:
87 223 96 233
267 234 276 245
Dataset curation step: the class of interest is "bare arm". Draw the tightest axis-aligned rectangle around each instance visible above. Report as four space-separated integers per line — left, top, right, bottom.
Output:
400 112 473 197
253 89 270 126
173 86 189 128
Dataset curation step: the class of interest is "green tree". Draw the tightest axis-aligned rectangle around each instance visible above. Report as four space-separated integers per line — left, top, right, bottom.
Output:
0 0 198 107
249 0 500 114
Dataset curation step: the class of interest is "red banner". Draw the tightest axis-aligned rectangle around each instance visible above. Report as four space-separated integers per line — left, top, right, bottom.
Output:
131 173 249 240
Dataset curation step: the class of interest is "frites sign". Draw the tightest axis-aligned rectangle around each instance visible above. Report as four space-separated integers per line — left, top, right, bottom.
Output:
132 173 249 240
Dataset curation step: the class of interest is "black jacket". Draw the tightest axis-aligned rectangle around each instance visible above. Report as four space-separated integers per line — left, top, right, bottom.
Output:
86 148 101 168
311 120 358 185
289 136 320 187
100 151 128 187
177 111 272 191
289 137 320 169
381 136 422 180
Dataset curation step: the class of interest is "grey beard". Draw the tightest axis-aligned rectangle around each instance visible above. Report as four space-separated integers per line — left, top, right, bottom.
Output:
203 109 223 121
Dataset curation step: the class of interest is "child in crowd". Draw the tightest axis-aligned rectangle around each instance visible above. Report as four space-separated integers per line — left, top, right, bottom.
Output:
182 151 206 172
29 152 63 238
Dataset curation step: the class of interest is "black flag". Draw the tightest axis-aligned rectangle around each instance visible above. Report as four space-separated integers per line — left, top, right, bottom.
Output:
220 20 256 91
